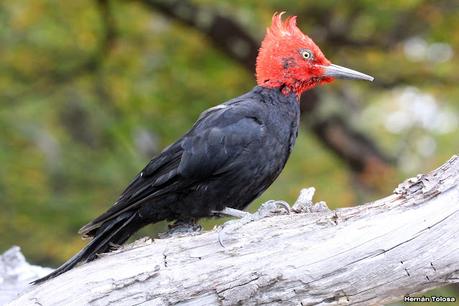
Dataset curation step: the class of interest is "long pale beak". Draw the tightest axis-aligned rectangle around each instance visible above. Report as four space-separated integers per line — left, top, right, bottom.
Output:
321 64 374 82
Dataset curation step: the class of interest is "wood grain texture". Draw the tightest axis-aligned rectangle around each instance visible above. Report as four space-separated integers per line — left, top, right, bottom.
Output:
5 155 459 306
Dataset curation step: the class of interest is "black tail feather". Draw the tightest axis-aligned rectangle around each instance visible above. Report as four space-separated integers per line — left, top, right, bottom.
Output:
32 212 140 285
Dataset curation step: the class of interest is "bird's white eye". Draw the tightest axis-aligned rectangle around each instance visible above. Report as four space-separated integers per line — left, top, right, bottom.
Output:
301 49 313 60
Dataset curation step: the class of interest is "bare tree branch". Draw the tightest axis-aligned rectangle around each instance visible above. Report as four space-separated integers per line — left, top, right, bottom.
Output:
6 155 459 305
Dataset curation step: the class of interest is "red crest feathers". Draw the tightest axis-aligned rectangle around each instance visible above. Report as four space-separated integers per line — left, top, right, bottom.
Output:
256 12 331 96
265 12 317 48
268 13 301 39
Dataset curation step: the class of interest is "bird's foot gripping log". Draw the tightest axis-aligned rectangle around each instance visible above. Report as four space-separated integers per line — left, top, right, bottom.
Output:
215 204 288 247
161 203 293 245
216 190 327 247
212 200 292 220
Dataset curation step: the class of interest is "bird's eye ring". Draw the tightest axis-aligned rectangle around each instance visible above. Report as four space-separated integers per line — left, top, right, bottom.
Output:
301 49 313 60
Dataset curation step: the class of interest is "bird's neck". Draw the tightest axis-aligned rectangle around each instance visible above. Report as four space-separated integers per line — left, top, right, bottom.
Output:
253 85 299 107
259 81 311 100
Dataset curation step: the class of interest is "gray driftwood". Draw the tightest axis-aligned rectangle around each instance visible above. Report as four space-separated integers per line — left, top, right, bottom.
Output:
4 155 459 306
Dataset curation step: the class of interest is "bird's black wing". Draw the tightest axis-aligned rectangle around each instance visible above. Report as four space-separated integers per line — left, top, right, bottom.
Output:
178 107 265 180
79 100 265 236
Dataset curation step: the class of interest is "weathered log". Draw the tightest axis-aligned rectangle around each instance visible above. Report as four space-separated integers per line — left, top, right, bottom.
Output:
5 155 459 305
0 247 53 305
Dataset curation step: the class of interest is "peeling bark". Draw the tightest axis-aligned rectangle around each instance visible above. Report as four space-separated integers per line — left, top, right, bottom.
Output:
5 155 459 305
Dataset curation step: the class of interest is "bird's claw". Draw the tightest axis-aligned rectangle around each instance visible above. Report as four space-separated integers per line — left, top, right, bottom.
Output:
217 230 226 248
215 210 255 248
254 200 291 218
216 201 290 248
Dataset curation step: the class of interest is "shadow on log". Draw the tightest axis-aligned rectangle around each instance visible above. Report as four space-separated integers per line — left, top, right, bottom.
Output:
3 155 459 305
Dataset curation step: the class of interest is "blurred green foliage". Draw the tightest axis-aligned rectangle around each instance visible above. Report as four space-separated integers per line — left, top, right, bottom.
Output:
1 1 458 302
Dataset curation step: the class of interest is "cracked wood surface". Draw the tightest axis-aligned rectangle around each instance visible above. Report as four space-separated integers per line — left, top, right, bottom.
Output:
5 155 459 305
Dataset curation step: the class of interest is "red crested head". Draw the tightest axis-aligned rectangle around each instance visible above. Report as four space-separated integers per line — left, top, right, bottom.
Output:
256 13 373 97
